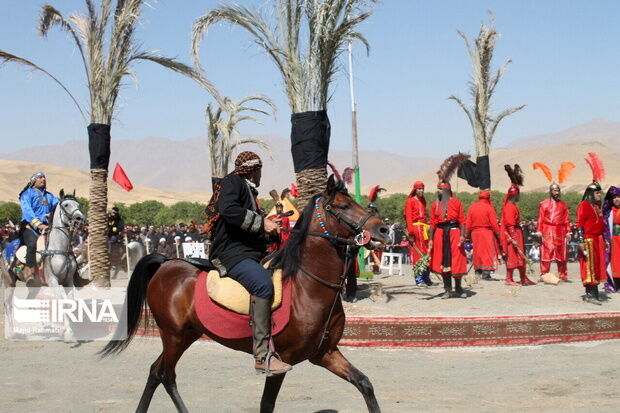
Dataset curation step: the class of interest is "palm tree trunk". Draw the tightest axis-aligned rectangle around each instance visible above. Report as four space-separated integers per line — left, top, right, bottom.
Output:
88 123 112 287
89 168 110 287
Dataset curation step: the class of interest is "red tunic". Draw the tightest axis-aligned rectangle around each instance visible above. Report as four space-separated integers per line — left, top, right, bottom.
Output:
429 198 467 275
611 206 620 278
576 201 606 285
404 195 428 264
537 198 570 263
500 202 525 269
465 199 500 271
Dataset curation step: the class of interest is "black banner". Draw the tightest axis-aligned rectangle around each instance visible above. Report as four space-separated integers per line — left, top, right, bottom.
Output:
457 155 491 190
290 110 330 173
88 123 111 170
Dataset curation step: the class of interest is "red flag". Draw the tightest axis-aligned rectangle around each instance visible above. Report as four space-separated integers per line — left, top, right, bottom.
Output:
112 162 133 192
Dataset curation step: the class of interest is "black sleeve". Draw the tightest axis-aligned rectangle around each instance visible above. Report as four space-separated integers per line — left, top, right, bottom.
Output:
217 175 263 233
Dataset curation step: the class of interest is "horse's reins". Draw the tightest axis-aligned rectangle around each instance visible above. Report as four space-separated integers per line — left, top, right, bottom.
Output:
40 198 82 279
287 195 374 355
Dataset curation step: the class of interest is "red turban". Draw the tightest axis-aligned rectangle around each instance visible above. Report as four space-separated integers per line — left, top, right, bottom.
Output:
479 190 491 199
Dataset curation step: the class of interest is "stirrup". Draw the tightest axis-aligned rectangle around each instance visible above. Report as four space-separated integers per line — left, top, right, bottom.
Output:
255 351 292 377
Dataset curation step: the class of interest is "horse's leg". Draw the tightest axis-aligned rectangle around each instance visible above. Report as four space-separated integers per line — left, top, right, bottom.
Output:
135 353 163 413
260 373 287 413
311 347 381 413
156 329 201 413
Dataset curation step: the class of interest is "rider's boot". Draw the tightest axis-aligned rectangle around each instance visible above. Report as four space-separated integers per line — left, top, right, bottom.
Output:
23 266 41 287
251 296 292 376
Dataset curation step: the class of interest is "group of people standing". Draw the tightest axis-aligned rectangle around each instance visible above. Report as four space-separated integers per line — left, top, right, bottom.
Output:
403 153 620 304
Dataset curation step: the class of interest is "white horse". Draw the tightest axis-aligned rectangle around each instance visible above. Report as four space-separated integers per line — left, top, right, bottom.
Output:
2 189 86 340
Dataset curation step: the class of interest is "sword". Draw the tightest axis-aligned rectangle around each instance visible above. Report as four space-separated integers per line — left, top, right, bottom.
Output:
504 231 533 276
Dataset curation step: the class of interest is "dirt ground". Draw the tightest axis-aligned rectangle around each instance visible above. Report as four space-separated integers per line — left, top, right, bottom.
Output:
1 262 619 412
1 335 619 412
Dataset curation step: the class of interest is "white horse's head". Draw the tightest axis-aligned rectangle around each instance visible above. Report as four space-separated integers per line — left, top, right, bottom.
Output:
57 189 85 232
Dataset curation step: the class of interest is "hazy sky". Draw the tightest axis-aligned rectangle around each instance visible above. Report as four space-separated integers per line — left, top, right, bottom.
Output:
1 0 619 158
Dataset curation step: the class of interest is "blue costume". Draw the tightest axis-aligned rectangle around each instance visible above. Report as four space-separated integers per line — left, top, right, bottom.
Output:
19 186 58 267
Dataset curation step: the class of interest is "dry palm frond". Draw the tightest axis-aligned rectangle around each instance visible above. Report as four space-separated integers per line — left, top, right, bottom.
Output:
437 153 470 183
558 161 575 184
449 12 525 157
192 0 375 113
0 50 87 121
532 162 553 182
207 93 275 178
584 152 605 183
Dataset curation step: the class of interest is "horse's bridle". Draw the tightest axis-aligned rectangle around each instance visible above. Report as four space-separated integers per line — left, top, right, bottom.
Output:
318 194 377 247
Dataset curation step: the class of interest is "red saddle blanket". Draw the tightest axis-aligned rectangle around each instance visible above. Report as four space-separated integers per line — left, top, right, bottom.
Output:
194 270 292 339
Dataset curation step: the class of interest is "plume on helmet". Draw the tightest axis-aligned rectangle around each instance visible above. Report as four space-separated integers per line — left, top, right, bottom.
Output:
532 162 553 182
368 185 385 203
269 189 280 203
437 153 470 183
342 167 354 185
327 161 342 182
280 188 290 200
584 152 605 183
504 164 524 186
558 162 575 184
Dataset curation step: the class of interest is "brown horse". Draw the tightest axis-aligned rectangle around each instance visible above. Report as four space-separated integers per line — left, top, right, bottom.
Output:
100 175 391 412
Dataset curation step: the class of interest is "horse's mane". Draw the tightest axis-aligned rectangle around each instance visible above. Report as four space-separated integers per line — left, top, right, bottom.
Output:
268 194 319 278
269 179 348 278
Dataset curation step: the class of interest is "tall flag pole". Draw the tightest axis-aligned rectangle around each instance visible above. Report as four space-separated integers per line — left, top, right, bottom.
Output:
348 39 361 204
348 37 367 277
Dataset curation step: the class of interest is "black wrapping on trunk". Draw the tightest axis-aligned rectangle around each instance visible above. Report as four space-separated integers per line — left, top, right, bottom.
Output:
457 155 491 189
290 110 330 173
88 123 111 169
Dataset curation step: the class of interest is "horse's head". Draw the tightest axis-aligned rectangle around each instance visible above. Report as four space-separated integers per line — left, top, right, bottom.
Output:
57 189 85 231
319 175 391 248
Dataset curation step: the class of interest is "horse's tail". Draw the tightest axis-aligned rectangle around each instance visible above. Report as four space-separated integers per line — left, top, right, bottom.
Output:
98 253 166 358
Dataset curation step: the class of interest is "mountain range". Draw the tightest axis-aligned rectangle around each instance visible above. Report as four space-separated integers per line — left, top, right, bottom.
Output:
1 118 618 204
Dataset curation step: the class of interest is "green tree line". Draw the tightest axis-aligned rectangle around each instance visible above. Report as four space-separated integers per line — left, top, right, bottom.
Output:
0 192 583 227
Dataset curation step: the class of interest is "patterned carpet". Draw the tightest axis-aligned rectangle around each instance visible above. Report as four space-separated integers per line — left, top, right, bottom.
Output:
138 311 620 348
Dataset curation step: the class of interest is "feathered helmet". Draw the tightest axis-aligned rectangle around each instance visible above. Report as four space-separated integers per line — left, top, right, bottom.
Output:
437 153 470 191
532 161 575 192
504 164 524 203
583 152 605 202
367 185 386 210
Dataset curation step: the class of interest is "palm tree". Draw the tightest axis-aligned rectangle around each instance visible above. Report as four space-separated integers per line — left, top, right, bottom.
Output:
449 13 525 190
192 0 375 207
1 1 217 287
207 95 276 180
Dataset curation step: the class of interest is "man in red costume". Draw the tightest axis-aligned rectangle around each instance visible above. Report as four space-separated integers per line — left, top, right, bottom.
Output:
465 190 501 280
535 184 571 280
430 181 467 298
405 181 433 286
500 165 536 286
267 202 291 251
576 181 606 304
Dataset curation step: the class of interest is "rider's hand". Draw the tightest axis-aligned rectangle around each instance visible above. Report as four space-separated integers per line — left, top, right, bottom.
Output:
263 218 280 236
38 224 48 233
428 240 433 251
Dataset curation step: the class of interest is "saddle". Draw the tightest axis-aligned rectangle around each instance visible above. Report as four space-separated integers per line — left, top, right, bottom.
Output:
206 262 283 315
7 236 46 266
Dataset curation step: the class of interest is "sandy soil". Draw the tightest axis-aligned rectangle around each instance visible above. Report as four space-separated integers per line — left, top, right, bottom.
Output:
0 335 619 412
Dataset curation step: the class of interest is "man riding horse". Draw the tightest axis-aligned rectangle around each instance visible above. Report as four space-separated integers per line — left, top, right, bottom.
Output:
206 151 293 376
18 172 58 286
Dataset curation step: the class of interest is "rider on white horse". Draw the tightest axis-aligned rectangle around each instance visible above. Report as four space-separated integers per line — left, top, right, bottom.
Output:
18 172 58 286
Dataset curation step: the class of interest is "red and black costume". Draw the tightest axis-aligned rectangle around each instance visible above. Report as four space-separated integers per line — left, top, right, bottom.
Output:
577 153 607 304
603 186 620 291
465 190 500 277
537 197 571 278
500 165 536 286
